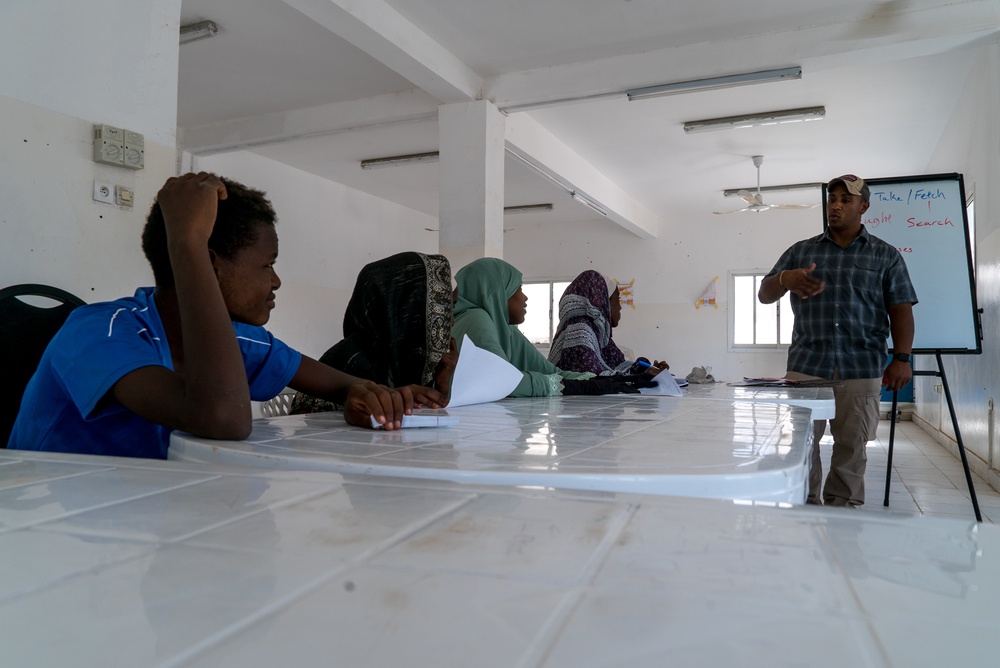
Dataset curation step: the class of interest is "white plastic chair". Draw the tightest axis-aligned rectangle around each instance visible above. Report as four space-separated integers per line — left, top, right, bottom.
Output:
260 388 296 418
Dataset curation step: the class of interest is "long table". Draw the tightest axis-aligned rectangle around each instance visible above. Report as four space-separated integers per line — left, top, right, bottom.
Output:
679 381 835 420
0 448 994 667
171 395 816 504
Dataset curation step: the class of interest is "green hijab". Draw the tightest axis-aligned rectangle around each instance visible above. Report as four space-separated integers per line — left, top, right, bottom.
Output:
453 257 592 397
453 257 522 356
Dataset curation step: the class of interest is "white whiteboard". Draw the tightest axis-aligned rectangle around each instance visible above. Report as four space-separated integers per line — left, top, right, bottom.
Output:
822 173 981 353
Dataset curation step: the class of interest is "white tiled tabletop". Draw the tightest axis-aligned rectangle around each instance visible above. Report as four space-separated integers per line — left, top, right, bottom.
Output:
170 396 814 504
0 449 996 667
680 382 836 420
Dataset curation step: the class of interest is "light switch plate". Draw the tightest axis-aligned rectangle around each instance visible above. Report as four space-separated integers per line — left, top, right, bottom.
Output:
115 185 134 207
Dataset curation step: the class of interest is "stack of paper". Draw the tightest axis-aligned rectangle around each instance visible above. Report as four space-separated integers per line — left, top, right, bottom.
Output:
731 377 801 387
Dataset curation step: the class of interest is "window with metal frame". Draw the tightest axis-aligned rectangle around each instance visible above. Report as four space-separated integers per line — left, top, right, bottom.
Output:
518 280 571 346
731 272 793 348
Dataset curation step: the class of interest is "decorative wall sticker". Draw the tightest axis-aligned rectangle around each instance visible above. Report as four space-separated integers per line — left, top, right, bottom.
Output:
696 275 719 310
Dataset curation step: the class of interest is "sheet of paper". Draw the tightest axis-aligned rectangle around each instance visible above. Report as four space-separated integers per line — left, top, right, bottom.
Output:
728 378 841 388
638 371 684 396
447 334 523 408
370 410 460 429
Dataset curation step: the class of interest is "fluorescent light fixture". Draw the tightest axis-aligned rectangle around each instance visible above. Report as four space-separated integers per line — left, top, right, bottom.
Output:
684 106 825 134
504 203 553 215
507 149 610 218
723 182 823 197
570 191 608 217
627 66 801 101
360 151 439 170
180 20 219 45
506 149 573 193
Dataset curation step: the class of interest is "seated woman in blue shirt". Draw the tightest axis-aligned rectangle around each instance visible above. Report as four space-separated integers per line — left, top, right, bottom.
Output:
8 173 443 458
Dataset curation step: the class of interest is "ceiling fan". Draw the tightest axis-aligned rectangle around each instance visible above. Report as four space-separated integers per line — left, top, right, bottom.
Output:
713 155 818 215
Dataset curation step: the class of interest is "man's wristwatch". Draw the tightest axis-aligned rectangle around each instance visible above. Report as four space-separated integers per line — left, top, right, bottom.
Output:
893 353 912 364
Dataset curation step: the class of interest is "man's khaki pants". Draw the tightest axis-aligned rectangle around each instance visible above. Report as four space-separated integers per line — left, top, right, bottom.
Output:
786 371 882 506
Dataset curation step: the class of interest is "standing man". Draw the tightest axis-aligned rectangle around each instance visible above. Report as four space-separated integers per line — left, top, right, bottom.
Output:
759 174 917 507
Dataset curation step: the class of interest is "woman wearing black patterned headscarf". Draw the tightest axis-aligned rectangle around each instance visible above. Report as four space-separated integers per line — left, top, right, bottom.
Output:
290 252 456 414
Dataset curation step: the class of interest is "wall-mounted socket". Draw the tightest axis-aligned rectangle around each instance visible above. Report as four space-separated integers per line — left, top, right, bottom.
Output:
93 181 115 205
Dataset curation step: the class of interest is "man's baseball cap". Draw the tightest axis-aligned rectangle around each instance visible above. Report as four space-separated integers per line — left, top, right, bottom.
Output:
828 174 870 202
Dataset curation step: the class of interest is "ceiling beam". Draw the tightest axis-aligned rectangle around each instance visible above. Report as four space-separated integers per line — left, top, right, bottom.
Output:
505 114 658 240
283 0 482 103
179 89 440 155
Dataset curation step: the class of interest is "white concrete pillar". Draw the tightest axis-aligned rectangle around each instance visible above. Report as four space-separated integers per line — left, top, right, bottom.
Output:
438 100 505 272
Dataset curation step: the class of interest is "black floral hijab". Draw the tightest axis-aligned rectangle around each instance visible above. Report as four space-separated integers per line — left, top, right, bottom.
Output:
290 252 452 414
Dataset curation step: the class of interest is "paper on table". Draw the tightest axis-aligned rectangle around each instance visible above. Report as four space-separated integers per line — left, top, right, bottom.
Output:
638 371 684 396
447 334 523 408
728 377 841 388
370 410 459 429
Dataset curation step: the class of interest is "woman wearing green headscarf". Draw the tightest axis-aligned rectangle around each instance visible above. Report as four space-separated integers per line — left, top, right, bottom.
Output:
452 258 650 397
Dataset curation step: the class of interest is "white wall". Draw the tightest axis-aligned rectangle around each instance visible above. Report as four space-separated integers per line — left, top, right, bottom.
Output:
0 0 432 363
917 43 1000 488
194 151 440 359
504 208 819 381
0 0 181 300
0 2 180 144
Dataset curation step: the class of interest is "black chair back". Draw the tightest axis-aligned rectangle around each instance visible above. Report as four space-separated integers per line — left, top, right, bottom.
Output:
0 284 86 447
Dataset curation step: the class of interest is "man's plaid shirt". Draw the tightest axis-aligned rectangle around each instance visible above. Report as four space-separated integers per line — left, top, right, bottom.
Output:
765 226 918 379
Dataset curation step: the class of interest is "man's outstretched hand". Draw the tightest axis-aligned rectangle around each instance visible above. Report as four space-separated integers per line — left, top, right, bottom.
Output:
782 263 825 299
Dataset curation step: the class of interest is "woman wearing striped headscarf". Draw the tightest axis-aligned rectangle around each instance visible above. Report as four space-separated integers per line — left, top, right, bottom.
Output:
548 270 668 376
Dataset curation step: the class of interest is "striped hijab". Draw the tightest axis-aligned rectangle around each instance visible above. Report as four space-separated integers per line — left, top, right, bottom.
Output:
548 270 628 374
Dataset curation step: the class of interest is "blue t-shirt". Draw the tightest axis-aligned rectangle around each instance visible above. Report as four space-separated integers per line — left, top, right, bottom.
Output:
8 287 302 459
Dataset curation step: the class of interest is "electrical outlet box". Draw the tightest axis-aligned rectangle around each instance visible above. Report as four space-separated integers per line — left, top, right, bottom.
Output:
93 181 115 205
93 124 124 166
123 130 144 170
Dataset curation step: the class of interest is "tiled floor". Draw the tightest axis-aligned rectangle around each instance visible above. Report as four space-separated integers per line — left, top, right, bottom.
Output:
814 418 1000 523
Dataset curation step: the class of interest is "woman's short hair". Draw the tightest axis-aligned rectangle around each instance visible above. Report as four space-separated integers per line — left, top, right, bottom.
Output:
141 175 277 288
